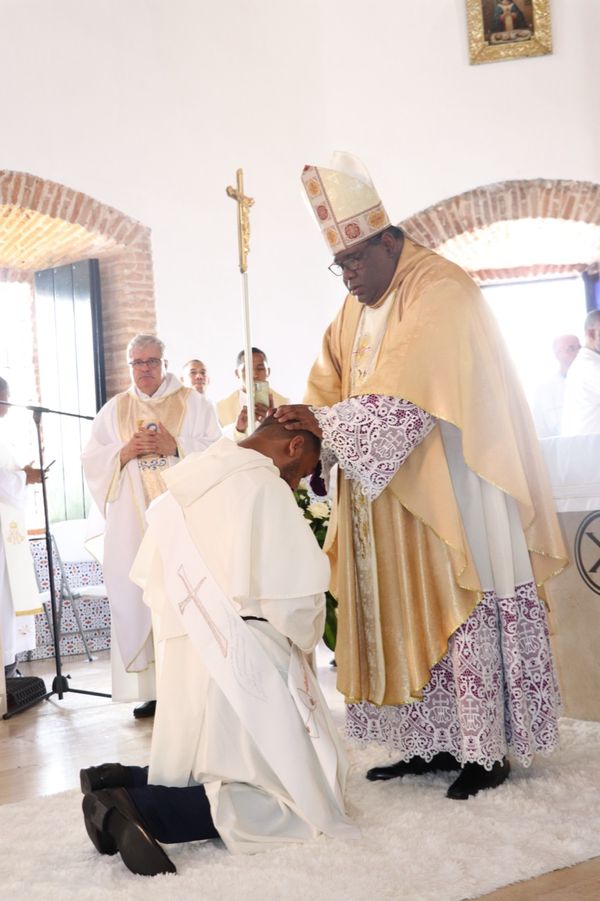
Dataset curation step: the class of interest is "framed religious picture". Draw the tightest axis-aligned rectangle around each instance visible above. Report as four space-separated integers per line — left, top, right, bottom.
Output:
466 0 552 65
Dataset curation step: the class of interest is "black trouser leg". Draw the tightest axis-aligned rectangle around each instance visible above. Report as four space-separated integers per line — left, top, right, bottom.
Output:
127 783 219 844
123 765 150 788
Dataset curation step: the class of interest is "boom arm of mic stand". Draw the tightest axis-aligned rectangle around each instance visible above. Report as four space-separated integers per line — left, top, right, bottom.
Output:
27 404 94 421
0 400 94 421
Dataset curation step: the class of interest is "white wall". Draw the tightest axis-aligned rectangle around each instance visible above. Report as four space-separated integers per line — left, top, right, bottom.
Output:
2 0 599 401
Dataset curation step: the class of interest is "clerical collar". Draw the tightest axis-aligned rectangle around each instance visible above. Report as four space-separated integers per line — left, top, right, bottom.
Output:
130 371 187 401
131 372 183 401
134 376 170 401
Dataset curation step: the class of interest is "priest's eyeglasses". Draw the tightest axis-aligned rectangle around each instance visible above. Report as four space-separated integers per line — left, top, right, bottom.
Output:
328 234 383 276
129 358 163 369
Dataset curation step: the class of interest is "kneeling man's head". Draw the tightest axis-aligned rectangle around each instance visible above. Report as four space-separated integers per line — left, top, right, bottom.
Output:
241 416 320 491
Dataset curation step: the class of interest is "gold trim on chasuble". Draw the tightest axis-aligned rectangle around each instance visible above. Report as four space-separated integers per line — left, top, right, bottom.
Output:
348 294 393 705
5 520 25 544
116 389 190 505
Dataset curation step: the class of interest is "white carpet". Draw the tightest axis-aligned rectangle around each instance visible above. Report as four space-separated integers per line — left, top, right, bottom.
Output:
1 718 599 901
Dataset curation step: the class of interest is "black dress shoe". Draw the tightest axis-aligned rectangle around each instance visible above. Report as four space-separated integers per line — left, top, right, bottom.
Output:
82 788 176 876
366 752 461 782
80 763 131 795
133 700 156 719
446 758 511 800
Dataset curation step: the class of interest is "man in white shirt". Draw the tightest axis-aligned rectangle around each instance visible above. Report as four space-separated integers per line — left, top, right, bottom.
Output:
82 335 221 717
562 310 600 434
531 334 580 437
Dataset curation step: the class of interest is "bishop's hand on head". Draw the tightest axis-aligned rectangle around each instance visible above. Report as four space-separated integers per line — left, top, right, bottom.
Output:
274 404 323 439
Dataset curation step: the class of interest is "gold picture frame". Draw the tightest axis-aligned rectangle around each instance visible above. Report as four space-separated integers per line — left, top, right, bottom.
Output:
466 0 552 65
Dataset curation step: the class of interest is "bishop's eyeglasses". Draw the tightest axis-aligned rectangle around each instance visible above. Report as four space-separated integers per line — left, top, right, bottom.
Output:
328 234 383 276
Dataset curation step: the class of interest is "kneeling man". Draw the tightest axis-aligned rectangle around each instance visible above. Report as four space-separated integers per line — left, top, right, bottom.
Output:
80 417 356 876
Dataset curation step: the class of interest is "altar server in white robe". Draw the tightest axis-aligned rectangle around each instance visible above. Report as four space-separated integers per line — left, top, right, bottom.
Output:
79 419 356 876
81 335 221 712
0 377 42 678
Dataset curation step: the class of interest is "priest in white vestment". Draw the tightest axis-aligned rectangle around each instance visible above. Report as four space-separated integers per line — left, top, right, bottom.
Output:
81 335 221 710
0 377 42 678
79 419 356 876
561 310 600 435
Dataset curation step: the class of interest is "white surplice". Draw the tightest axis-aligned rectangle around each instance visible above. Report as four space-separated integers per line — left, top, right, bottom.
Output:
0 434 40 667
131 438 356 853
81 374 221 699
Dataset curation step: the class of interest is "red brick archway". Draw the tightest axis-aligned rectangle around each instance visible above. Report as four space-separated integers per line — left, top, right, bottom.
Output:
0 171 156 396
400 179 600 283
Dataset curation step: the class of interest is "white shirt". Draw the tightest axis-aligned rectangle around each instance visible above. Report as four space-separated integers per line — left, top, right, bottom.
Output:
561 348 600 435
531 373 565 437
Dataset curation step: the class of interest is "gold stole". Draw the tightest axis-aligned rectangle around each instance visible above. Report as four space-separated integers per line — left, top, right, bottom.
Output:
0 505 42 616
346 291 396 702
117 388 190 504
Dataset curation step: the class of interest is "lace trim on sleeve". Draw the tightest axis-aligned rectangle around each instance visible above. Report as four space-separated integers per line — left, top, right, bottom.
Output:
310 395 435 501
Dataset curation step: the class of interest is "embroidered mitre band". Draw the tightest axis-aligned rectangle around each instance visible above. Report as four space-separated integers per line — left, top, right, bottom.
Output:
301 151 390 253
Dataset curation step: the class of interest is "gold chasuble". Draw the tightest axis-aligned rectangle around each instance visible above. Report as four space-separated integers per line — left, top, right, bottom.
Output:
116 387 190 504
305 238 567 707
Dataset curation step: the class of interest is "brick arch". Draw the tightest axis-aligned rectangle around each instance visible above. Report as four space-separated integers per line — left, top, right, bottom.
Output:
0 170 157 396
399 179 600 283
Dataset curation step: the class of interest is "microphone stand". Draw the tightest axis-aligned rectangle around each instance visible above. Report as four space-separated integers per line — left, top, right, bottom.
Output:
2 400 111 718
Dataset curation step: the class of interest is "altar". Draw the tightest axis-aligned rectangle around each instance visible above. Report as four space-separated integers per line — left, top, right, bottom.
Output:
540 434 600 722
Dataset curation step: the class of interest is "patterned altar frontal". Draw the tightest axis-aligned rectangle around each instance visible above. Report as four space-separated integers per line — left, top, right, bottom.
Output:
301 156 390 252
17 542 110 661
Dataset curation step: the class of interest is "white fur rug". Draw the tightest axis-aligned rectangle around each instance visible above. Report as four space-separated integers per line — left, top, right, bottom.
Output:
1 718 599 901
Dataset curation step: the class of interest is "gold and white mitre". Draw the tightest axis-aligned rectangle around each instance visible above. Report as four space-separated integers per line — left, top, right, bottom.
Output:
301 151 390 253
